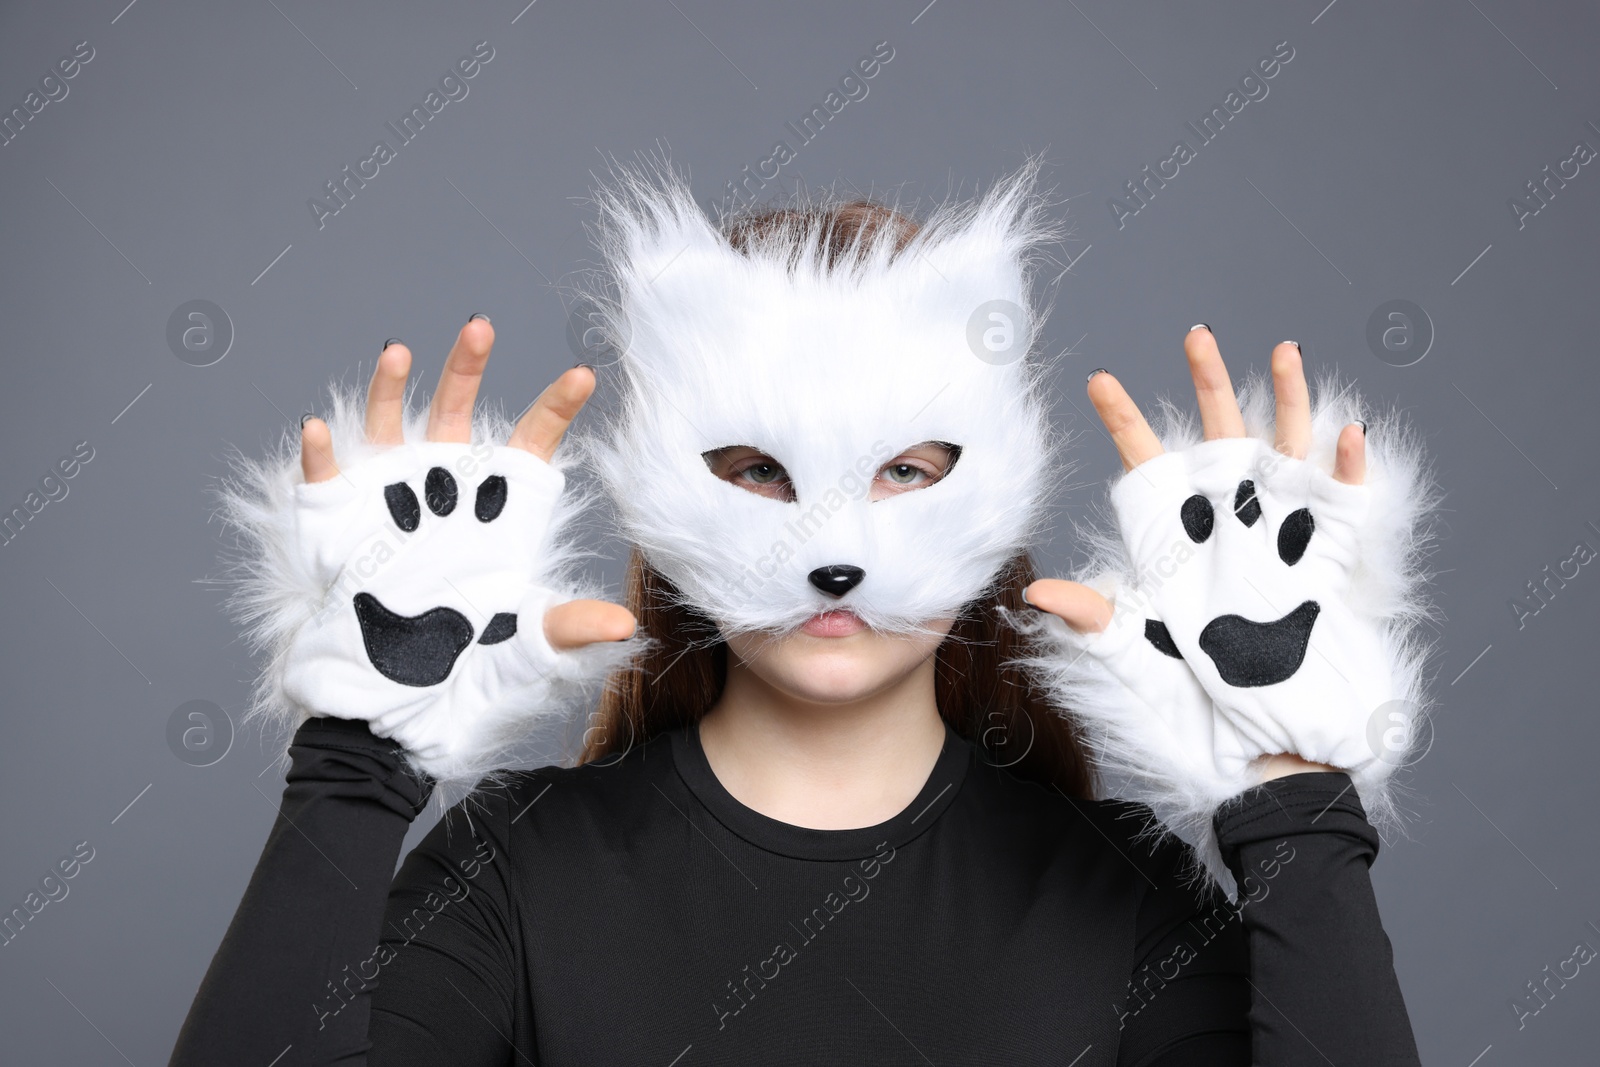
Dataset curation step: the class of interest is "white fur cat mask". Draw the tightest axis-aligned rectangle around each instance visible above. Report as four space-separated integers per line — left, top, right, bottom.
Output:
582 158 1063 637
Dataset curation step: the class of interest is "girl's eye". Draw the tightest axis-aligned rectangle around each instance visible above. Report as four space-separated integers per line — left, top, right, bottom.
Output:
702 445 796 502
742 463 784 485
869 443 960 500
883 463 928 486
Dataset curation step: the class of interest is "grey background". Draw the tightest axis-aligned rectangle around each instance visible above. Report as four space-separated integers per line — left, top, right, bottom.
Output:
1 0 1595 1062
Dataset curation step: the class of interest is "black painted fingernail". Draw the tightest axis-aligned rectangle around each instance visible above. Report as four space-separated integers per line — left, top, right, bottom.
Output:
574 361 595 371
468 312 491 323
1190 322 1213 335
1020 586 1036 607
1355 419 1367 435
300 411 315 428
1086 367 1109 383
1284 340 1302 353
382 337 403 351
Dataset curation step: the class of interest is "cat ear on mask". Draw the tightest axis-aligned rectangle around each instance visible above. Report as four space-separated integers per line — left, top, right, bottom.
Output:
906 157 1057 320
583 151 1061 370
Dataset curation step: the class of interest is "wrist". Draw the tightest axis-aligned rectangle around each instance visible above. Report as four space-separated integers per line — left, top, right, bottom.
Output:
1253 752 1341 781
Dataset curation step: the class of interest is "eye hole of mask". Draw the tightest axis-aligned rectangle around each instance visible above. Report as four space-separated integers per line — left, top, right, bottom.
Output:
877 441 961 498
702 446 797 503
701 441 962 503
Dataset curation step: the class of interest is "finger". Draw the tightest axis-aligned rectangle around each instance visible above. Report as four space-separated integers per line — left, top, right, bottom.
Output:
1087 370 1163 472
1332 422 1367 485
1271 341 1311 459
543 599 637 650
365 341 412 446
1184 325 1246 439
426 316 495 443
1024 578 1113 635
300 417 339 484
509 365 597 462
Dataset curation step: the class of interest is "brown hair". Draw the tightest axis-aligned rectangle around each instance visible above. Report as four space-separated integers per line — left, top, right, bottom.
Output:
724 199 922 268
578 199 1093 799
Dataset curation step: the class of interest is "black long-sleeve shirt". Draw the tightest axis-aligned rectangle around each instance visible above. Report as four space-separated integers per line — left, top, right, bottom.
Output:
169 716 1421 1066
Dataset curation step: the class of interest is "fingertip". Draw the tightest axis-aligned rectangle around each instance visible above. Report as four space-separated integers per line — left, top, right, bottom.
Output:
1183 324 1219 361
1333 421 1368 485
300 417 338 482
377 341 412 375
618 610 640 642
544 601 638 650
1021 579 1112 635
1270 341 1303 375
540 365 597 419
461 315 495 348
600 602 639 643
564 362 598 399
1082 591 1114 635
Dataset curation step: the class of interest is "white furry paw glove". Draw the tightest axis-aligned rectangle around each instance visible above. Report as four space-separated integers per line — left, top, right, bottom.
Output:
221 387 632 786
1098 435 1392 779
284 443 587 779
1019 375 1435 886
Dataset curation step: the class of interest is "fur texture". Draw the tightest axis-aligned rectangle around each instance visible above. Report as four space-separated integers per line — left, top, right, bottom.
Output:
213 376 638 790
1008 371 1441 895
577 153 1067 637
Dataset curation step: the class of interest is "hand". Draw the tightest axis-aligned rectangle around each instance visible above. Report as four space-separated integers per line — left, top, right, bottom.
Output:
269 316 638 780
300 319 636 650
1026 328 1365 632
1013 323 1433 886
1024 331 1363 777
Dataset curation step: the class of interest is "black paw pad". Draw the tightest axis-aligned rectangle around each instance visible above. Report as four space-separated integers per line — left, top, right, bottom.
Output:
1278 508 1315 565
1233 480 1261 526
425 467 458 516
386 472 507 528
1144 619 1183 659
1181 494 1214 543
385 483 421 532
1198 600 1320 687
354 592 473 686
478 612 518 645
475 475 508 522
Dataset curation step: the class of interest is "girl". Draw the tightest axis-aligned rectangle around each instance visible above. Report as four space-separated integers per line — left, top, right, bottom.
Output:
171 160 1428 1065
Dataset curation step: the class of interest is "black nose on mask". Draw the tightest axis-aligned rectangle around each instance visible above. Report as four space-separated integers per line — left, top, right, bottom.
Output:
808 564 865 598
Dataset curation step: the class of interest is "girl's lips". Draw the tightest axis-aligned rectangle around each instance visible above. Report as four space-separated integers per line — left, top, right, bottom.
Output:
801 609 866 638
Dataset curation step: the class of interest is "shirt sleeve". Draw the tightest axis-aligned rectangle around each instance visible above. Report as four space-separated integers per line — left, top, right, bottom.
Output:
167 716 536 1067
1211 771 1422 1066
168 716 434 1067
364 769 531 1063
1114 771 1421 1066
